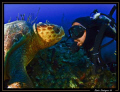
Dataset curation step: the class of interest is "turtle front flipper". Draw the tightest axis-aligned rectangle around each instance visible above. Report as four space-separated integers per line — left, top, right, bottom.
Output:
7 65 33 88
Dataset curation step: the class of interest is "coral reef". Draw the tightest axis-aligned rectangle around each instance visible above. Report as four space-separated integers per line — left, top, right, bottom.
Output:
26 36 116 88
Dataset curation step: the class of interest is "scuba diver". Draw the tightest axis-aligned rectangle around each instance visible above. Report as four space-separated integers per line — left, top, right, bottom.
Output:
65 5 117 74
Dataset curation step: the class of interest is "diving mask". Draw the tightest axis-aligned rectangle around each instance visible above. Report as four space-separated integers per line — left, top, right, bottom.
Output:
65 25 86 53
68 25 86 39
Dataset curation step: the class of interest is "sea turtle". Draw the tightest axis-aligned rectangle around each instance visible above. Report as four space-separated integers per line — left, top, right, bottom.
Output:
4 20 65 88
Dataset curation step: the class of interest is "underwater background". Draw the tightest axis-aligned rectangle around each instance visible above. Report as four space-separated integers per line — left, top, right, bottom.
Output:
4 3 117 88
4 4 116 35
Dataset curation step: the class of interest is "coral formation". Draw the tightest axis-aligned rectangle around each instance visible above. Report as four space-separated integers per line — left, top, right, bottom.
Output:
26 36 116 88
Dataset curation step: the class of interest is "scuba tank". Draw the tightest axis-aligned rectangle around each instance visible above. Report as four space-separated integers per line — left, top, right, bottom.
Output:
90 6 116 38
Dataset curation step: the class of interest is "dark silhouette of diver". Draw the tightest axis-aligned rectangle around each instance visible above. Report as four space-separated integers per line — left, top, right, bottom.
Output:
65 5 117 74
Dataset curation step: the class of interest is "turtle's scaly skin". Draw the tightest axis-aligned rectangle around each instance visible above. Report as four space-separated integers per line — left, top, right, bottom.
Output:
4 20 65 88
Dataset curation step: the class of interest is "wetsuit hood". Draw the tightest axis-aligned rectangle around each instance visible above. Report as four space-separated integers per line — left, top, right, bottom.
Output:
72 16 93 28
72 16 98 51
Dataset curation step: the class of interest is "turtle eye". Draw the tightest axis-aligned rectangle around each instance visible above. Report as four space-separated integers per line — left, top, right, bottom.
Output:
53 26 60 33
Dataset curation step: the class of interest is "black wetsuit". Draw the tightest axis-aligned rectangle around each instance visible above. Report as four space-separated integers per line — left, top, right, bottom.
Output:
72 16 116 72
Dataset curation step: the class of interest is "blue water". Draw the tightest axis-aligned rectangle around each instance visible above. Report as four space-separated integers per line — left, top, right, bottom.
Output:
4 4 116 35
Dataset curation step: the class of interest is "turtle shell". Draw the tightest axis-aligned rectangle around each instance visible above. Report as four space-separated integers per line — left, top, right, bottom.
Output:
4 20 33 81
4 20 32 60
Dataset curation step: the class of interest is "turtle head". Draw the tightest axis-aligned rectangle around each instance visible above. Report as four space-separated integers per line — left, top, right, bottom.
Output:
33 22 65 48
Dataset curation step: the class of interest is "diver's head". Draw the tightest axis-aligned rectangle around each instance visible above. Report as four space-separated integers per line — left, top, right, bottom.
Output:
65 22 86 53
69 22 86 47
